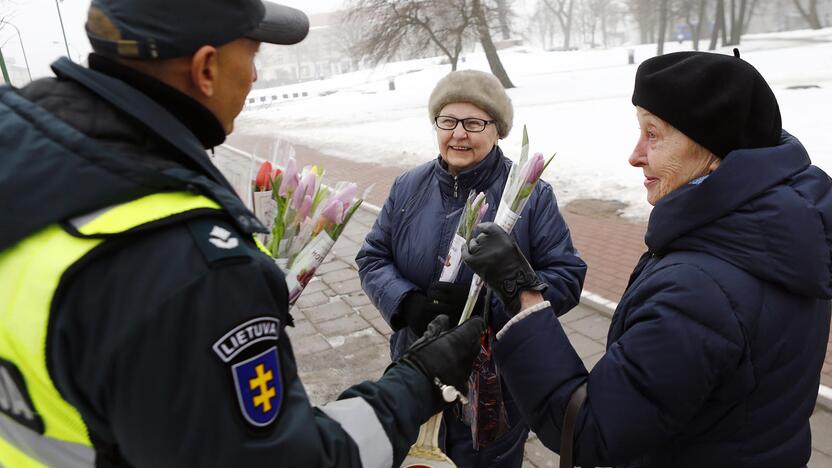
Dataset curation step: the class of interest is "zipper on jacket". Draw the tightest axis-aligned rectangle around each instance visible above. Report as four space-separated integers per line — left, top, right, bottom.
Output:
453 176 458 198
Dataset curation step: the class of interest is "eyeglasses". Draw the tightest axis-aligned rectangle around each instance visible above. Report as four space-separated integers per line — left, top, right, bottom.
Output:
434 116 495 133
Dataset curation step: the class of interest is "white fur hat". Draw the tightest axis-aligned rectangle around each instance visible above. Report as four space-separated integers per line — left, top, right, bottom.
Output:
428 70 513 138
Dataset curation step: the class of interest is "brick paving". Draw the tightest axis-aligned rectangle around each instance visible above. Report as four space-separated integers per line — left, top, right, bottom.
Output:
217 139 832 467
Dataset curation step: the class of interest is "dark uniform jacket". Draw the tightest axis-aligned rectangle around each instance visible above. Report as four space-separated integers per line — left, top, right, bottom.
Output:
0 56 434 467
493 132 832 467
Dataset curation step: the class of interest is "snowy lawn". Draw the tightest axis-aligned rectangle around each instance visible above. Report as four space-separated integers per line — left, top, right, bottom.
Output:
238 28 832 220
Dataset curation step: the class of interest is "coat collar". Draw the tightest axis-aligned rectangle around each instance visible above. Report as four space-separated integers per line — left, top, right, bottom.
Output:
645 131 810 253
434 145 505 200
48 58 265 234
87 54 226 149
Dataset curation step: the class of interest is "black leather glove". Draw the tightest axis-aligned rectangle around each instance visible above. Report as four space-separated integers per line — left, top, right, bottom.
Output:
426 281 469 326
397 291 433 335
400 315 486 407
462 222 546 316
398 282 473 335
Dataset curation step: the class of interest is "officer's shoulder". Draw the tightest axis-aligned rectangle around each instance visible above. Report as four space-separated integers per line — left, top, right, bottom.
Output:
183 215 260 267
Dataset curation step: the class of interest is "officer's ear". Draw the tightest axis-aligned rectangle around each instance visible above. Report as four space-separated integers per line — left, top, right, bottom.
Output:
190 45 220 98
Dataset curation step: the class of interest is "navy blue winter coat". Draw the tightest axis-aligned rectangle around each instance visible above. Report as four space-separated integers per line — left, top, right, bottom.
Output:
493 132 832 467
356 146 587 358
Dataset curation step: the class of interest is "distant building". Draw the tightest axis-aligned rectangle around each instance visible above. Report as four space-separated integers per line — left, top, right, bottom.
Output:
255 11 360 88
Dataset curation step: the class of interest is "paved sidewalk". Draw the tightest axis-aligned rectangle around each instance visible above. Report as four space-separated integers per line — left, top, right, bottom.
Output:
218 140 832 466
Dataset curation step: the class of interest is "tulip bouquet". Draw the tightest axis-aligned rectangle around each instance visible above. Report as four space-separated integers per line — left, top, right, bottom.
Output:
252 157 364 306
458 126 554 323
439 191 489 282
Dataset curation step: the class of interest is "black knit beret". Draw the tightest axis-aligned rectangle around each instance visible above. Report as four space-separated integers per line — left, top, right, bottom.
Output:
632 51 782 158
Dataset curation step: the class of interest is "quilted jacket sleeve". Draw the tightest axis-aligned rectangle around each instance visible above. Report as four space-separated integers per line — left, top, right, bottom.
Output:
527 181 587 316
493 263 745 467
356 178 419 329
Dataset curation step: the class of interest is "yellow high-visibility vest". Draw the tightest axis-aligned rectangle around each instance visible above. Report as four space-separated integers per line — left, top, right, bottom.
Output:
0 192 232 467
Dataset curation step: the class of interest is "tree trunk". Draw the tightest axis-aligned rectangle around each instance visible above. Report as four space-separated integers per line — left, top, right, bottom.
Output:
693 0 707 50
565 0 574 49
657 0 669 55
472 0 514 88
601 11 608 47
793 0 823 29
709 0 724 50
742 0 758 34
727 0 746 45
496 0 512 40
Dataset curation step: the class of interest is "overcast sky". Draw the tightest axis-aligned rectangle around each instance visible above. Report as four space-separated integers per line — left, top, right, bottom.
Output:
0 0 346 79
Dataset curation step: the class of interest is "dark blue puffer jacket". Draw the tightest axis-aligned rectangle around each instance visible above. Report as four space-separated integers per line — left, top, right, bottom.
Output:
493 132 832 468
356 146 587 358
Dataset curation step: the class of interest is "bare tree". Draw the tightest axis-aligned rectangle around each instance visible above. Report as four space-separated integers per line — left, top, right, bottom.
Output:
657 0 669 54
629 0 657 44
679 0 708 50
531 2 559 49
494 0 512 40
726 0 749 45
346 0 475 71
578 0 612 47
709 0 725 50
471 0 514 87
541 0 576 49
793 0 823 29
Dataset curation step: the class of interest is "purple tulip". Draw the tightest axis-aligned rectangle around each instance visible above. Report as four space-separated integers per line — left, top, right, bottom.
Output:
472 192 486 210
478 201 489 221
293 171 317 212
279 157 299 196
333 183 357 207
319 198 345 225
297 194 313 221
525 152 546 184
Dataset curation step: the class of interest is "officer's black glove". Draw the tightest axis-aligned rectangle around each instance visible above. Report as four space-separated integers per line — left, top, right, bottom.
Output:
462 222 546 316
400 315 486 408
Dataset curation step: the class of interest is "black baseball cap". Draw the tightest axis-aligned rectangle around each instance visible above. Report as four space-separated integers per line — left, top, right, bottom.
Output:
86 0 309 59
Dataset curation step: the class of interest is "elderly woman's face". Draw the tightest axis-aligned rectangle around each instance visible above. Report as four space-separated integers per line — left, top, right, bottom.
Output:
436 102 499 175
629 107 720 205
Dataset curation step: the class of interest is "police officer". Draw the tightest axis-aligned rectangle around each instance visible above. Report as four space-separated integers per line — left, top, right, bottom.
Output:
0 0 485 466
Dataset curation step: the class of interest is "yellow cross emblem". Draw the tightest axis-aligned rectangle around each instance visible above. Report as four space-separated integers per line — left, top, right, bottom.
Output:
249 364 276 412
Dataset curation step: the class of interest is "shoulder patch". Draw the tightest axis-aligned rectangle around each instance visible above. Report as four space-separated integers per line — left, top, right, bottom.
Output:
231 347 283 427
212 317 281 363
187 217 251 265
213 317 284 429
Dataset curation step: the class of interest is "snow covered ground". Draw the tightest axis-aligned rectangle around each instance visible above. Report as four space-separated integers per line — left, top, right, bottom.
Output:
238 28 832 220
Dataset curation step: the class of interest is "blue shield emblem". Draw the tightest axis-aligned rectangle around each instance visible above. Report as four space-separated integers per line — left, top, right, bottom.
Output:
232 347 282 427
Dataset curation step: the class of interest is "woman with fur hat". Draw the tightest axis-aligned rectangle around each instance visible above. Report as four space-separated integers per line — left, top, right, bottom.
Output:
462 51 832 467
356 70 586 466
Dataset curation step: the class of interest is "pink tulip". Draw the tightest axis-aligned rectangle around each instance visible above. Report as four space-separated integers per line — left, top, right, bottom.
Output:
279 157 299 196
319 198 346 225
333 183 357 208
525 152 546 184
478 201 489 220
297 194 313 221
293 171 317 211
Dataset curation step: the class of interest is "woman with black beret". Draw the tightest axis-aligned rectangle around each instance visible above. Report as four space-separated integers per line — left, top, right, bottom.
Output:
463 51 832 467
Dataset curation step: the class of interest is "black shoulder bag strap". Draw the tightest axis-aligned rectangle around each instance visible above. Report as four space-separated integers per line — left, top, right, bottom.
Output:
560 382 588 468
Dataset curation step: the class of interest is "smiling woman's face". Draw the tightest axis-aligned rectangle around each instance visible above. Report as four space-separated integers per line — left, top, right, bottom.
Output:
436 102 499 175
629 107 721 205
